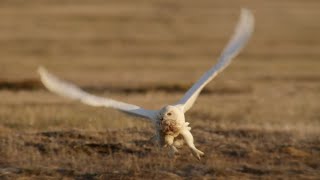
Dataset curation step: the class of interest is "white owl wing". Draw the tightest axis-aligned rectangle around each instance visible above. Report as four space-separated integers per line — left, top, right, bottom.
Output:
38 67 158 121
176 9 255 112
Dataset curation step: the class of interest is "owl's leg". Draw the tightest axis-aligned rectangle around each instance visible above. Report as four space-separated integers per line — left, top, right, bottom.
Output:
173 136 184 148
164 135 179 157
180 128 204 160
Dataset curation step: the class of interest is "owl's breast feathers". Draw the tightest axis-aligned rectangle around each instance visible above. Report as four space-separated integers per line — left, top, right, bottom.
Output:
160 119 191 136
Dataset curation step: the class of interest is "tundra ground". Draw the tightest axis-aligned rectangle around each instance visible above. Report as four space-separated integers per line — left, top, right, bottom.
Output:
0 0 319 179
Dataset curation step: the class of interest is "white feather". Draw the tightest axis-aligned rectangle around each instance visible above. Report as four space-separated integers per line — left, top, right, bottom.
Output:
176 9 255 112
38 67 157 120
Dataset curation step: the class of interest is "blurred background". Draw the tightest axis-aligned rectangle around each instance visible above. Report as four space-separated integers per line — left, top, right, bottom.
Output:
0 0 319 179
0 0 319 130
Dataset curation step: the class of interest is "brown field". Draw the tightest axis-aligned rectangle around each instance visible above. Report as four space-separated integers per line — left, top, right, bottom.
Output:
0 0 320 179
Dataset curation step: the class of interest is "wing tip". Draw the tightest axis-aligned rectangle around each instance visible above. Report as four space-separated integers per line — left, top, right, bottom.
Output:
240 8 252 15
240 8 255 30
240 8 253 18
37 65 48 77
37 66 58 93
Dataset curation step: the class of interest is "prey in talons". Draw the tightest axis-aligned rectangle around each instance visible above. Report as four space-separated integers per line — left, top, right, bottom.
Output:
157 105 204 160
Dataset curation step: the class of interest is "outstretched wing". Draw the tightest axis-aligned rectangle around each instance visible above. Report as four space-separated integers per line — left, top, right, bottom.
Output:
176 9 254 112
38 67 157 120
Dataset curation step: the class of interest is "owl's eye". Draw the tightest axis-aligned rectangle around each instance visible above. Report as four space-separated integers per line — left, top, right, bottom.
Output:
167 112 172 116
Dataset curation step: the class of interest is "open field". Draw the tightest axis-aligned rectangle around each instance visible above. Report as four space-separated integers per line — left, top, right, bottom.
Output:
0 0 320 179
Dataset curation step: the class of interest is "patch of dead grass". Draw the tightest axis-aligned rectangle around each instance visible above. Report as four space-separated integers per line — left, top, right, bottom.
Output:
0 0 320 179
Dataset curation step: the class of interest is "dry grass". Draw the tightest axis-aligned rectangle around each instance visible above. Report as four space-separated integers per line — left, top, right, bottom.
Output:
0 0 319 179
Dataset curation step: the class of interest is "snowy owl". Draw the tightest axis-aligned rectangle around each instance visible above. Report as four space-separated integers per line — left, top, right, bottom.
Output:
38 9 254 160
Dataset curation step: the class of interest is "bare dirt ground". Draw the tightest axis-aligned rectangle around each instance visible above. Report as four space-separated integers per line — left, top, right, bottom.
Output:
0 0 319 179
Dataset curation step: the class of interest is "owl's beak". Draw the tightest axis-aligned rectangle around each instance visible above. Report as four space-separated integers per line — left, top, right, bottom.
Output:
158 114 163 121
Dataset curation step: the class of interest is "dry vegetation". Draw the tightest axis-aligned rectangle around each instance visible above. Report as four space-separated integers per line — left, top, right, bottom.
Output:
0 0 319 179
